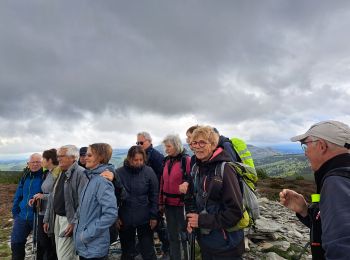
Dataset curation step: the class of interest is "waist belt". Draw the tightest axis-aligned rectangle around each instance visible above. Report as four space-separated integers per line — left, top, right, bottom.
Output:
162 191 183 198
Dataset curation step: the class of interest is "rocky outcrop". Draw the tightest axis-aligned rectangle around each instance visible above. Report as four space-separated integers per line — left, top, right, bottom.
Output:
242 197 311 260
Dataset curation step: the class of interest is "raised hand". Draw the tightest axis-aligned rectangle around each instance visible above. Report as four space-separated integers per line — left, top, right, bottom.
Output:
279 189 308 217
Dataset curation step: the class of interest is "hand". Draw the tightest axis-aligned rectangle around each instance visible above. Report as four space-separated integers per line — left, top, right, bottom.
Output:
64 223 74 237
100 170 114 181
279 189 308 217
28 198 35 207
43 223 49 234
186 213 199 230
149 219 157 230
179 182 189 194
116 219 122 230
33 193 44 200
187 222 193 233
159 205 165 215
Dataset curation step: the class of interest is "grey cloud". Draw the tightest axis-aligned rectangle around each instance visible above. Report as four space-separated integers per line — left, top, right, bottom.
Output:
1 0 350 151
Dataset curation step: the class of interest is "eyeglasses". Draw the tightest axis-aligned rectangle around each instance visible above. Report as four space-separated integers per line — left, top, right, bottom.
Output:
301 140 319 152
190 140 209 148
136 140 148 145
29 161 41 164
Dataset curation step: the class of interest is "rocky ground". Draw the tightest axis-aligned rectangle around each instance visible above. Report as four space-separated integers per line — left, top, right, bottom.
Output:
1 177 317 260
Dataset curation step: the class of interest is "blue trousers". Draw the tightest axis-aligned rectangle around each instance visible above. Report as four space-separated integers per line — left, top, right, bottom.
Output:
11 216 34 260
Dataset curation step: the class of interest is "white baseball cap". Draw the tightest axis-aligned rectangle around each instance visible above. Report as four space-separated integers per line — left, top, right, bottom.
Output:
291 120 350 149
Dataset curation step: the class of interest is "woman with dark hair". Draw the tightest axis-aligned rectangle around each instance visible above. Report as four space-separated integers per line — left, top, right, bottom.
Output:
29 148 60 260
74 143 118 260
116 145 159 260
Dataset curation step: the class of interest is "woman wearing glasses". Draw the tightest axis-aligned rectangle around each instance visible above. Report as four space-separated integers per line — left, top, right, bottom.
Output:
186 126 244 260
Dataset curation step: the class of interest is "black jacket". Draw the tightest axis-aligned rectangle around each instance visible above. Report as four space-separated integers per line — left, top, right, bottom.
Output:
116 161 159 227
145 145 164 182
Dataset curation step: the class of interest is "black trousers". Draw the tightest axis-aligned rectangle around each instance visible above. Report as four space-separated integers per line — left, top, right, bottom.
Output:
37 215 57 260
79 257 107 260
119 223 157 260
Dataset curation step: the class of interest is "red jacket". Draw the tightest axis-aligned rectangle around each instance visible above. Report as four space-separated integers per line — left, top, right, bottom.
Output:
159 155 191 206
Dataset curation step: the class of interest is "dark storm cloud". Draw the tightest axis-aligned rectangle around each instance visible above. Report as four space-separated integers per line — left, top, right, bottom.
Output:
1 0 350 148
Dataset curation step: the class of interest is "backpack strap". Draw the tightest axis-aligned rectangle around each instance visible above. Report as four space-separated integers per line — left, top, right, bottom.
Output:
220 162 244 195
181 155 188 178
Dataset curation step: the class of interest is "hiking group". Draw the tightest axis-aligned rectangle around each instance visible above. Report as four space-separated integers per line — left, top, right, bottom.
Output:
10 120 350 260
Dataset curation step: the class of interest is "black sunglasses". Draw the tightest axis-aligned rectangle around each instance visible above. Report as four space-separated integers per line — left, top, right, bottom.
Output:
136 141 144 145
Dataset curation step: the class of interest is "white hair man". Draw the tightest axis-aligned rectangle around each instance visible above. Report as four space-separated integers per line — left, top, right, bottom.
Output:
43 145 87 260
280 120 350 260
11 153 43 260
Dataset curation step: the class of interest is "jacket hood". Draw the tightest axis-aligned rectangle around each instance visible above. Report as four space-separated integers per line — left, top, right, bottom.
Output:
196 147 231 167
85 163 116 176
123 160 144 174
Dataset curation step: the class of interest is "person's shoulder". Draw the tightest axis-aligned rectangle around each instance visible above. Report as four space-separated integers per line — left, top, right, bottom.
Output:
324 174 350 186
143 165 156 175
150 147 164 157
322 174 350 198
115 165 126 174
76 166 87 176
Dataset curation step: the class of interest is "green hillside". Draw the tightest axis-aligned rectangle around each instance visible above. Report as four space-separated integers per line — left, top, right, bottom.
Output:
254 154 312 178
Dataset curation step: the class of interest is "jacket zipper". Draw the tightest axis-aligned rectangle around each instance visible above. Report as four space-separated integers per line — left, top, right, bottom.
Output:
26 175 34 220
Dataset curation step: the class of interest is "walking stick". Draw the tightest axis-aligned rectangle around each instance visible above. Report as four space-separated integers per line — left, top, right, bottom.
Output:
189 231 195 260
32 200 40 260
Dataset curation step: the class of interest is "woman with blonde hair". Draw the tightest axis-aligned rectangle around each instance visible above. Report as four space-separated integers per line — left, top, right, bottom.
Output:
187 126 244 260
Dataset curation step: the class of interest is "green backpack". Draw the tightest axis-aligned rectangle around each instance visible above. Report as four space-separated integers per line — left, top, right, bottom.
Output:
216 161 260 231
230 137 255 168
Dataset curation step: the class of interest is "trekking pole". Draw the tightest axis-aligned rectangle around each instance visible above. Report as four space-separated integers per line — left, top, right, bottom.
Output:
32 200 40 260
297 241 310 260
190 231 195 260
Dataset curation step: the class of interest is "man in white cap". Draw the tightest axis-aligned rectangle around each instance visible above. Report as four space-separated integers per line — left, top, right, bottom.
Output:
279 120 350 260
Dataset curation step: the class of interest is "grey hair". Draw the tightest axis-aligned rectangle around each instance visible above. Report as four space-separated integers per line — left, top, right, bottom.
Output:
29 153 42 162
59 145 79 160
137 131 152 143
162 134 184 155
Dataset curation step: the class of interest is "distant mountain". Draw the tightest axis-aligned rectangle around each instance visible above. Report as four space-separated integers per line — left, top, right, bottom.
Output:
266 143 303 154
248 145 280 159
0 144 308 178
0 160 27 171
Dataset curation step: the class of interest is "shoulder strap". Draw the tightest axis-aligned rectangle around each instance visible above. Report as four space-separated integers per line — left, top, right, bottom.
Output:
220 161 244 195
181 154 189 177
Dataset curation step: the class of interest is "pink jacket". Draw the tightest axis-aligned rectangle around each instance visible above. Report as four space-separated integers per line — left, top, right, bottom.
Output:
159 155 191 206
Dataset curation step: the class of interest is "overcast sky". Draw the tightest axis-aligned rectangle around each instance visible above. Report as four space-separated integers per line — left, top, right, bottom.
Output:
1 0 350 157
